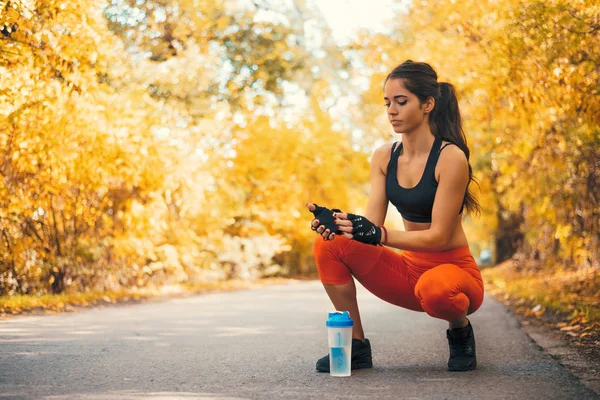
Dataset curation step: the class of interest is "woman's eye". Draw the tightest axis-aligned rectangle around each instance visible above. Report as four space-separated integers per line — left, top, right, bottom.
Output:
385 101 407 107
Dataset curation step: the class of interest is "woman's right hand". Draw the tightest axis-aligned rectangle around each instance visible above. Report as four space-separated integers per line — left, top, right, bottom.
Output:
306 203 339 241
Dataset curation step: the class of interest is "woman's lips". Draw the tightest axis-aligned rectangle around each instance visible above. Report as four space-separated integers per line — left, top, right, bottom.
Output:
391 120 402 126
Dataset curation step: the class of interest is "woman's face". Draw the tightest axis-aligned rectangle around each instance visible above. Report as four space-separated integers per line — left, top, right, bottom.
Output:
383 78 431 134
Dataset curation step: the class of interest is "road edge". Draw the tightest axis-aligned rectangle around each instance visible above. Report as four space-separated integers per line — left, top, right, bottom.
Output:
497 296 600 397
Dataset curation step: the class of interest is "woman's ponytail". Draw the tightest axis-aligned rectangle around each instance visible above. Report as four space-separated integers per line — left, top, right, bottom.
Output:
386 61 481 216
431 82 481 216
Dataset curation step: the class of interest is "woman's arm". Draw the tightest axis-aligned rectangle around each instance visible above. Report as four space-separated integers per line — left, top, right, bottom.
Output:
363 145 391 226
384 145 469 251
335 144 469 252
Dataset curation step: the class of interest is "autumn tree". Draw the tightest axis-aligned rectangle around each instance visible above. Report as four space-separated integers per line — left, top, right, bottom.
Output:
0 0 368 294
350 0 599 268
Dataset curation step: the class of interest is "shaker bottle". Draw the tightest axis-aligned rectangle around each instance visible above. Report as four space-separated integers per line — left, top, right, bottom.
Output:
326 311 354 377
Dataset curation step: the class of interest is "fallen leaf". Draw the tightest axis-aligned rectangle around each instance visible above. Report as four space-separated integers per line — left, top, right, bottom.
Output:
560 325 581 331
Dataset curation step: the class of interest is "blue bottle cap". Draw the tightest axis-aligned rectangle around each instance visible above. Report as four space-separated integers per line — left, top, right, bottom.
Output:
326 311 354 327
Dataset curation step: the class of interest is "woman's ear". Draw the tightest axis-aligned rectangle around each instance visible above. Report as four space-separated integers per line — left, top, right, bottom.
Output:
423 97 435 114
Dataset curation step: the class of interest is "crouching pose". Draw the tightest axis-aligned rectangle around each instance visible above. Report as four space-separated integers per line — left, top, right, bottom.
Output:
308 60 484 372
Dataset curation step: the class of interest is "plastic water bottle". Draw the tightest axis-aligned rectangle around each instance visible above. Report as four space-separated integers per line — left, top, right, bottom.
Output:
326 311 354 377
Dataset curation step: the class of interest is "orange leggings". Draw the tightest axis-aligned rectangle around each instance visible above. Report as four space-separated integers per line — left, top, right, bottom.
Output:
313 236 484 321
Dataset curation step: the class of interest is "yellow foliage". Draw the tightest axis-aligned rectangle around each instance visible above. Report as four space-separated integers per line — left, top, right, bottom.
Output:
0 0 357 294
1 0 596 299
354 0 599 267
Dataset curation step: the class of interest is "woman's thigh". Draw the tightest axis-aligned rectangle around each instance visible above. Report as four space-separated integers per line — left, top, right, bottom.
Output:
314 236 422 311
345 245 424 312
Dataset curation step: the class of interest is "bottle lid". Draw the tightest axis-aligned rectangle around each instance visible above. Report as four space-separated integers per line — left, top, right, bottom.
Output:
326 311 354 327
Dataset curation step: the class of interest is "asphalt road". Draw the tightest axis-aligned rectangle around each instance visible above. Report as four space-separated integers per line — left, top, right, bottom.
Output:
0 280 598 400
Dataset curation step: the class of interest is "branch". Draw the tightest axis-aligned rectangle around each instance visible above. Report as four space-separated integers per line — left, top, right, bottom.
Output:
1 227 11 252
23 216 44 243
49 195 62 256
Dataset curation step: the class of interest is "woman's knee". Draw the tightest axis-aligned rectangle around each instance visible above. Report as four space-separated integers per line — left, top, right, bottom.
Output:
313 235 388 284
313 234 355 265
414 265 470 321
313 236 353 284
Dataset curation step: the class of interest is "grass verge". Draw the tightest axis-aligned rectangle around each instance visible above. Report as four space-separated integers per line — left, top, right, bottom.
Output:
481 258 600 361
0 277 294 317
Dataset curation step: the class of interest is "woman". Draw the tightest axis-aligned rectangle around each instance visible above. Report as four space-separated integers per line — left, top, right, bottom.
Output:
307 60 484 372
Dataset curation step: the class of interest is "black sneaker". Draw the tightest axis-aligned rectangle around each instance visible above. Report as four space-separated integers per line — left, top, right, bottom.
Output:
446 320 477 371
316 338 373 372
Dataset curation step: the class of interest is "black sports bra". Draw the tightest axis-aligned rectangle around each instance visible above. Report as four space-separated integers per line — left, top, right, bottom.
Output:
385 138 464 223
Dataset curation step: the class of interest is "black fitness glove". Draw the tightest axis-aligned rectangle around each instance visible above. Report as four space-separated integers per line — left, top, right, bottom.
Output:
347 213 382 245
310 204 342 235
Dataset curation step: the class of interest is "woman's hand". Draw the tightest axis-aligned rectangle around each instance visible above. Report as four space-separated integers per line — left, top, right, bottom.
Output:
334 212 383 245
306 203 341 241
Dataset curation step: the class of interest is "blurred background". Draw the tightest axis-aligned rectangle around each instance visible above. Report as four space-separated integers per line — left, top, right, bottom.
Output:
0 0 598 325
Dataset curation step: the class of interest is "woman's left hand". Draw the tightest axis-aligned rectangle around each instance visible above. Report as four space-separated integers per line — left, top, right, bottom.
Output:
333 211 382 245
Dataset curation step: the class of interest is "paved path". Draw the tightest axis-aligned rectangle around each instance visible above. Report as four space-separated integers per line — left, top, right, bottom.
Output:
0 280 598 399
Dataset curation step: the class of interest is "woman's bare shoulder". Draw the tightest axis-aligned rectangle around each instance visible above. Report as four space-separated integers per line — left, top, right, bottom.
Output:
439 141 467 162
373 142 397 160
437 141 468 179
372 142 397 171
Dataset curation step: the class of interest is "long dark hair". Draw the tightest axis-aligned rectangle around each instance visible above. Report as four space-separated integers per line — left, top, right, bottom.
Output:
385 60 481 216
